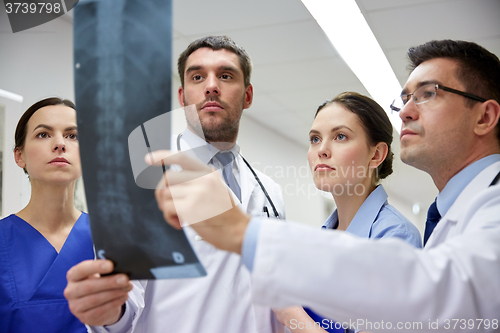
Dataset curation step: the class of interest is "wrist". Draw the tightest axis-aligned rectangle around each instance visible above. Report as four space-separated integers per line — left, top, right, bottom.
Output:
103 303 126 327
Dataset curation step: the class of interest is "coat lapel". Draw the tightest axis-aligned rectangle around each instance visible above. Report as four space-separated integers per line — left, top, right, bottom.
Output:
238 157 259 214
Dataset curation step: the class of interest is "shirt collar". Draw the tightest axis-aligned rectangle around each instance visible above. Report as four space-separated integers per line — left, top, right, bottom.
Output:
437 154 500 217
181 128 240 165
322 185 388 238
322 209 339 230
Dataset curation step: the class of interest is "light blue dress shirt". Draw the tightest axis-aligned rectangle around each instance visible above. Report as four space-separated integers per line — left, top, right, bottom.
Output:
306 185 421 332
321 185 422 246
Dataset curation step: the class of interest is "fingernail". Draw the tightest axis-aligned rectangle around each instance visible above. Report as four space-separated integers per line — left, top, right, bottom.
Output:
117 276 127 285
101 261 112 271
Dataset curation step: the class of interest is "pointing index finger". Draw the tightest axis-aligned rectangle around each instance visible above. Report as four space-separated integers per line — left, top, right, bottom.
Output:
145 150 211 172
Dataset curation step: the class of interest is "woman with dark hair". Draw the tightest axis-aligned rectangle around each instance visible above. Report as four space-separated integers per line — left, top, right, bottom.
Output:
274 92 422 333
0 97 93 332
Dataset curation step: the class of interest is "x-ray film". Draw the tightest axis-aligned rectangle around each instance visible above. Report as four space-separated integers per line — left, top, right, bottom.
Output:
73 0 205 279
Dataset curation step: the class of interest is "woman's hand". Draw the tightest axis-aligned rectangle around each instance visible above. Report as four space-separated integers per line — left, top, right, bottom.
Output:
64 260 132 326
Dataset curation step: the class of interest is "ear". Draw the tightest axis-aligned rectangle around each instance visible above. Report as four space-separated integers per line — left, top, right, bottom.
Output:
178 86 185 107
474 99 500 137
14 148 26 169
243 84 253 109
369 142 388 169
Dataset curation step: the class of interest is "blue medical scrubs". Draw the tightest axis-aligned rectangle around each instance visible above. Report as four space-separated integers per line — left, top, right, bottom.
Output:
304 185 422 332
0 213 94 333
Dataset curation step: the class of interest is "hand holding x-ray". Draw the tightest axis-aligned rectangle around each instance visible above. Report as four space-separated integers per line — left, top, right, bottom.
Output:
146 150 251 254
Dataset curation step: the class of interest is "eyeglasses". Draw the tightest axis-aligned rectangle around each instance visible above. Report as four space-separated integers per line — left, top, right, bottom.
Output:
390 83 486 112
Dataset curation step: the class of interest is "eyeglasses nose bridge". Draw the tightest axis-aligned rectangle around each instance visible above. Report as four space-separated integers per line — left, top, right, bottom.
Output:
398 92 420 114
405 92 415 104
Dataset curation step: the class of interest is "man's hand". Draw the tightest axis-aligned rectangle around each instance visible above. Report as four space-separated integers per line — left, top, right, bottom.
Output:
146 150 251 254
64 260 133 326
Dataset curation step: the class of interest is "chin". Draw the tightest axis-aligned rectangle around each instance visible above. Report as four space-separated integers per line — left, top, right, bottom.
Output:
47 173 80 184
315 179 339 193
400 149 420 167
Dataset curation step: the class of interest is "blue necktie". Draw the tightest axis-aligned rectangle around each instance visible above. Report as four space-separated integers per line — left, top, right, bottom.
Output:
423 199 441 245
215 151 241 202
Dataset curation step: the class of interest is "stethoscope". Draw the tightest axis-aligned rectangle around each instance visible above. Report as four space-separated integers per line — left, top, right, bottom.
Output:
177 133 281 219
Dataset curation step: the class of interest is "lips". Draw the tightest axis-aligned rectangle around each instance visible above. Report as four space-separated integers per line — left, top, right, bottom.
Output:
202 101 223 112
49 157 70 165
400 128 418 139
315 164 335 171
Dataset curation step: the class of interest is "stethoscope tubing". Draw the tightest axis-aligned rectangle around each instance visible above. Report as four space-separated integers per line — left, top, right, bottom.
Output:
176 133 280 219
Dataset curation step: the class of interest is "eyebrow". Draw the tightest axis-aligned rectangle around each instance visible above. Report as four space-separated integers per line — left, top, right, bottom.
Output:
33 124 78 132
309 125 353 136
220 65 239 73
185 65 202 75
185 65 240 76
401 80 441 95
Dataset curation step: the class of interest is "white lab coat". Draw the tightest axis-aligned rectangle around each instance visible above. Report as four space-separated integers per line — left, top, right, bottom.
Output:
93 129 286 333
250 162 500 333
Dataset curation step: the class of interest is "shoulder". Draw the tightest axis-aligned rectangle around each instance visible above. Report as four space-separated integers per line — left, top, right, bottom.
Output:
252 168 284 205
0 215 22 251
460 183 500 232
236 155 281 189
0 214 16 223
446 163 500 223
79 211 89 222
0 214 18 229
238 158 286 214
76 212 92 233
254 168 280 187
371 204 422 248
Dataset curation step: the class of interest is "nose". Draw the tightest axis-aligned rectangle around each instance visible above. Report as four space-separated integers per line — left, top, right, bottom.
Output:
317 142 330 158
53 136 66 153
205 74 220 97
399 98 419 123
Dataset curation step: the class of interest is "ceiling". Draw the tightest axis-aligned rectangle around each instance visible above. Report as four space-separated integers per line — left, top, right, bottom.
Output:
171 0 500 144
54 0 499 216
169 0 500 212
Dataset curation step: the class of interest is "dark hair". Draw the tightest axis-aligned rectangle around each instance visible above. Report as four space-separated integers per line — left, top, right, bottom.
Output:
177 35 252 88
315 92 394 182
14 97 76 174
407 40 500 144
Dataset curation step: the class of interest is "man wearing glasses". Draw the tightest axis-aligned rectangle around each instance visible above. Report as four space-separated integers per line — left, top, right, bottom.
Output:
154 39 500 332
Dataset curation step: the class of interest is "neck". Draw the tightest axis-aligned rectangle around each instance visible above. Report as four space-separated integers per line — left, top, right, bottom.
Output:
210 141 236 151
332 180 376 231
430 142 499 191
186 127 237 151
17 180 80 233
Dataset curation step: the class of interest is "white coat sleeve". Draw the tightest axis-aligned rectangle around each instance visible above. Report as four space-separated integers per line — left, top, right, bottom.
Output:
250 186 500 333
86 280 147 333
